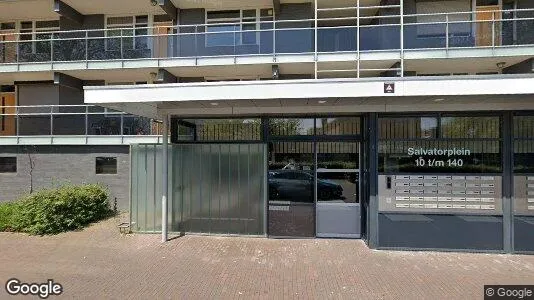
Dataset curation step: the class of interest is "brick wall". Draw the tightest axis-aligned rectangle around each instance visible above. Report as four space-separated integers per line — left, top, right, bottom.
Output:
0 145 130 211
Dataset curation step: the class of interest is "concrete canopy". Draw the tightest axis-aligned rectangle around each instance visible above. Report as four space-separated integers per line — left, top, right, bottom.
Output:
84 75 534 119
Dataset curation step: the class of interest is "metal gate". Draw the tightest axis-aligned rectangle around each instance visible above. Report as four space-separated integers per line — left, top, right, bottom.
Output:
130 143 267 235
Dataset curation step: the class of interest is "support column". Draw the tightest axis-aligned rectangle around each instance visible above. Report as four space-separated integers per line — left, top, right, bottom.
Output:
503 112 513 253
155 69 178 84
162 113 169 243
368 113 379 248
54 0 84 25
158 0 178 21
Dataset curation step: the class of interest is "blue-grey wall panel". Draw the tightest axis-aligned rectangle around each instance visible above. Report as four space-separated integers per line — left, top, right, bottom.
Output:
514 216 534 252
378 213 504 251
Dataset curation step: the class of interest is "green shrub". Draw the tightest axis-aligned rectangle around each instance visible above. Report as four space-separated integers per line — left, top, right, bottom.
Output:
5 184 114 235
0 202 21 232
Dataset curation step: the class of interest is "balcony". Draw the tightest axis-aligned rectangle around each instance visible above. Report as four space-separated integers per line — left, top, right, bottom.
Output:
0 9 532 64
0 105 164 145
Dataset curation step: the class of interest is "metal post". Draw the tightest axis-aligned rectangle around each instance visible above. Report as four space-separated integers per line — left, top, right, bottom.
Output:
357 0 360 78
50 33 54 62
273 19 276 58
503 112 513 253
15 106 19 143
120 113 124 136
85 31 89 61
368 113 379 248
85 106 88 136
492 11 496 49
314 0 318 79
161 113 169 243
400 0 404 77
446 15 450 50
50 106 53 136
120 29 124 59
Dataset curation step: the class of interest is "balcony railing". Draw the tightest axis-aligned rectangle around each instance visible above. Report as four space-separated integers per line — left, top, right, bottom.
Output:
0 8 532 65
0 105 162 137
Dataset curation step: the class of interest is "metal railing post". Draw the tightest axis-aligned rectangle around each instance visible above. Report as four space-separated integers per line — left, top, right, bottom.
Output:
50 33 54 62
85 105 88 136
400 0 404 77
50 106 53 136
357 0 360 78
314 0 318 79
273 20 276 59
195 25 198 61
492 11 495 49
85 31 89 61
15 106 19 143
120 113 124 136
446 14 450 50
120 29 124 59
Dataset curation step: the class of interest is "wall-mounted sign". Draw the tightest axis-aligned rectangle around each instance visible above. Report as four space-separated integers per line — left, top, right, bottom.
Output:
407 147 472 168
384 83 395 94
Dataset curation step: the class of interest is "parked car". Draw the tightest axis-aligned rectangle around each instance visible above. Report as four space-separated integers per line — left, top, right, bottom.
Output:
268 170 343 202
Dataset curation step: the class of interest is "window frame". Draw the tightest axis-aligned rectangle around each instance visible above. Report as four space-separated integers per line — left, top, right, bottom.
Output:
18 20 60 54
205 8 274 47
0 156 17 173
378 113 503 174
105 15 151 52
95 157 118 175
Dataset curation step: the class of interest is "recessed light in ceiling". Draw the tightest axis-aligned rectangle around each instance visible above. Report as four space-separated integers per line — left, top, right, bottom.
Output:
433 98 446 102
210 102 219 106
318 100 327 104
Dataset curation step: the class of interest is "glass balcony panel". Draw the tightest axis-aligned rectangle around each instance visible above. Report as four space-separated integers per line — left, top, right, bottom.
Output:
87 114 122 135
18 116 51 135
448 21 474 48
53 32 87 61
52 114 86 135
0 39 17 63
275 27 314 53
501 19 534 46
404 23 446 49
360 25 400 50
318 27 358 52
87 37 118 60
123 115 152 135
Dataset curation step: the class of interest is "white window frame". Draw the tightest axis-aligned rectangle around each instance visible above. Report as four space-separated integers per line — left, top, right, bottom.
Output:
105 15 152 51
205 8 274 47
18 20 60 53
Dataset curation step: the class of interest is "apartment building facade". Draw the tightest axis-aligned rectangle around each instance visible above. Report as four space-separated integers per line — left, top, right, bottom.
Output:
1 0 534 253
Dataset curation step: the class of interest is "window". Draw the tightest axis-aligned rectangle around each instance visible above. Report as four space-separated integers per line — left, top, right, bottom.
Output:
96 157 118 174
514 116 534 173
316 117 361 135
174 118 261 142
206 9 273 47
378 115 502 173
0 157 16 173
19 20 60 53
106 16 149 51
379 117 438 139
269 118 315 136
415 0 471 36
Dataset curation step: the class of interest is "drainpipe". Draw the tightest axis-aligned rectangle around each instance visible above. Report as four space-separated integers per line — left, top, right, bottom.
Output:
162 113 169 243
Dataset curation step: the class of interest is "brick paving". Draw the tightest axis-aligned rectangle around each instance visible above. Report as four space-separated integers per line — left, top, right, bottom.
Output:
1 214 533 299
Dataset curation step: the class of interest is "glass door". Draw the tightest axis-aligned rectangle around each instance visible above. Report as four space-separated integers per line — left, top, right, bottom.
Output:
268 142 315 237
316 142 361 238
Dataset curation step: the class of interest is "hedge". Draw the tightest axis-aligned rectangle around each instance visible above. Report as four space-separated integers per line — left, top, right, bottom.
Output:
0 184 114 235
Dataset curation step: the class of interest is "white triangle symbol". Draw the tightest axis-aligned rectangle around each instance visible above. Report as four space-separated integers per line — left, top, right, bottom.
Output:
386 85 393 91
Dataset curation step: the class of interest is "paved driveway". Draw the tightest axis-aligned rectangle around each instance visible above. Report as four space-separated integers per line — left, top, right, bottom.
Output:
1 215 533 299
